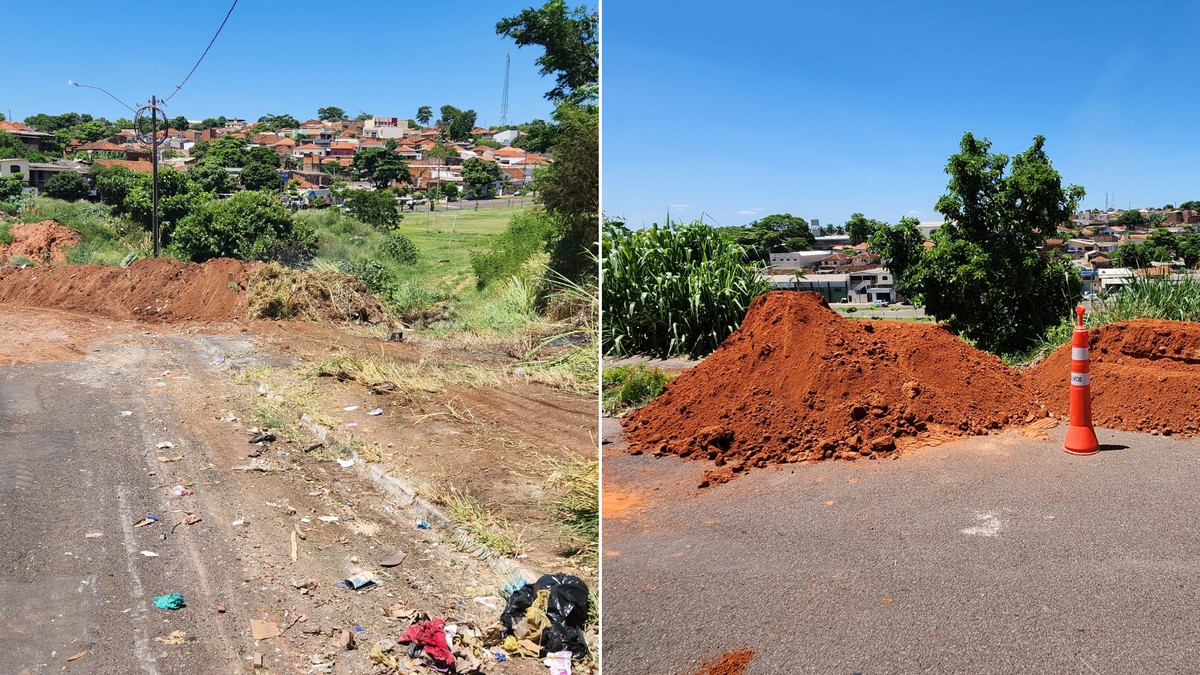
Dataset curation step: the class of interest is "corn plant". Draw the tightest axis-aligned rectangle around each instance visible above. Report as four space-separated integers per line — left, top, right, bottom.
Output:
1091 274 1200 325
602 220 769 358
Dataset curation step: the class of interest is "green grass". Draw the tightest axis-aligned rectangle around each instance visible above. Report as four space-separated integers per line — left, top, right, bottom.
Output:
1090 275 1200 324
543 454 599 568
426 484 525 557
602 365 674 415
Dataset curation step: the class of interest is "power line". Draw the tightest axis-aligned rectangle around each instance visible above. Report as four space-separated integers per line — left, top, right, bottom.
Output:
162 0 239 104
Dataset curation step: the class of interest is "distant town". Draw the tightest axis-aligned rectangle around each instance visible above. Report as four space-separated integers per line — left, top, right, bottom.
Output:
764 206 1200 304
0 110 550 208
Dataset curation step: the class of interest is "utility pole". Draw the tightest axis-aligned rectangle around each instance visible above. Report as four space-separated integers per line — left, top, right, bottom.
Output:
151 95 160 257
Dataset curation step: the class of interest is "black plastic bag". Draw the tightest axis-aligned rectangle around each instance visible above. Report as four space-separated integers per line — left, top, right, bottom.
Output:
499 573 590 657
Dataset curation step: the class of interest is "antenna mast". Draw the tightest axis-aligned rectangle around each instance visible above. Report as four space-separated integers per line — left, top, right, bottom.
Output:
499 52 511 126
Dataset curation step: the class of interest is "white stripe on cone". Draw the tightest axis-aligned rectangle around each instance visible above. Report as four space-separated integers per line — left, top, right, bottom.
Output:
1071 372 1090 386
1072 347 1088 361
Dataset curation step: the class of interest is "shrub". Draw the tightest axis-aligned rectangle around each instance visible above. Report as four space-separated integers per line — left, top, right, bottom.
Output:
602 365 673 416
378 231 418 264
343 188 401 230
170 190 315 262
602 220 769 358
345 258 394 295
41 172 90 202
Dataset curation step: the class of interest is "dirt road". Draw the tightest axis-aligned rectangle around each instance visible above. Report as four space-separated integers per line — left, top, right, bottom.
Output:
0 308 592 673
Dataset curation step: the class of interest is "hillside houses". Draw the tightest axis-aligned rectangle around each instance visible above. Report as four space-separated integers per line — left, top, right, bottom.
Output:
4 113 549 199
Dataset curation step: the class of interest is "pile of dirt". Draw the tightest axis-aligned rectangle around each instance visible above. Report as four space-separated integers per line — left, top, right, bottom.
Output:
621 291 1038 468
1025 319 1200 436
246 263 387 324
0 257 254 322
0 220 80 264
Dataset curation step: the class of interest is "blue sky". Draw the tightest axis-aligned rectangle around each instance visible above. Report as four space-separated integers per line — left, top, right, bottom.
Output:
2 1 558 128
602 1 1200 229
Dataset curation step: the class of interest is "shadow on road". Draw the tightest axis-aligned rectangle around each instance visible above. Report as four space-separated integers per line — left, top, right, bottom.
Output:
1099 443 1129 452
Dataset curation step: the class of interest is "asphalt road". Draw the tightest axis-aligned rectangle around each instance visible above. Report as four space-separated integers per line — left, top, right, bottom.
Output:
603 419 1200 674
0 340 252 673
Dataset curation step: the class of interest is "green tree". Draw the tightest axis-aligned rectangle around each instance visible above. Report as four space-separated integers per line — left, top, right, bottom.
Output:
349 147 411 189
461 157 505 198
188 160 235 194
168 116 189 131
1145 228 1178 263
416 106 433 126
317 106 346 122
730 213 814 263
257 113 299 131
90 164 139 209
497 0 599 103
1179 200 1200 211
1177 233 1200 268
1113 241 1148 268
435 105 477 142
171 191 314 262
845 212 886 245
240 161 280 191
343 189 401 230
191 134 249 167
41 172 90 201
869 216 925 296
439 182 459 201
511 118 558 153
0 131 28 159
1113 209 1147 228
908 133 1084 354
355 112 373 122
0 174 23 201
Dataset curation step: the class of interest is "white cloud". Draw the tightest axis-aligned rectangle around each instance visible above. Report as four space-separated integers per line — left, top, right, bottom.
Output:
736 207 766 215
908 209 923 216
668 203 690 210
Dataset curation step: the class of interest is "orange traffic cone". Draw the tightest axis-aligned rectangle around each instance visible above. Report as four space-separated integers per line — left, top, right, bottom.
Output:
1064 305 1099 455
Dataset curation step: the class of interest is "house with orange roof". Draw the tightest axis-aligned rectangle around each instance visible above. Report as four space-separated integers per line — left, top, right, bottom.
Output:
293 143 326 160
77 140 128 158
328 141 359 159
93 158 156 173
0 120 57 152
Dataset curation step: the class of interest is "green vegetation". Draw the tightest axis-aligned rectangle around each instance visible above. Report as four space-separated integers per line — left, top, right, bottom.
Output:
16 198 143 264
170 191 315 263
1091 276 1200 325
544 454 598 564
603 220 769 358
720 213 815 264
469 209 554 288
602 365 674 416
904 133 1084 355
41 172 89 202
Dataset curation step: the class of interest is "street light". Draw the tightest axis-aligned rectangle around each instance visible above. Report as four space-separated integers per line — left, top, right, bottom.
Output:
67 80 137 114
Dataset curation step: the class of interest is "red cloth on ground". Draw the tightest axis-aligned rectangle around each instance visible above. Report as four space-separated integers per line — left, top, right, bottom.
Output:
400 618 454 669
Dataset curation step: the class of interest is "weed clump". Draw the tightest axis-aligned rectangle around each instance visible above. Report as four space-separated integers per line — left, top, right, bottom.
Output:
602 365 673 416
246 261 387 323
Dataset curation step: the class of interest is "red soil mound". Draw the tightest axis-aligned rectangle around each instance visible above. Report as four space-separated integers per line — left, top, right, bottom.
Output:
0 220 80 264
622 292 1037 469
0 257 255 322
1025 319 1200 437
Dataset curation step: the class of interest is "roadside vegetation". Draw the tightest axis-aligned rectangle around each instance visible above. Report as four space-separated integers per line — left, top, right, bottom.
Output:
602 365 674 416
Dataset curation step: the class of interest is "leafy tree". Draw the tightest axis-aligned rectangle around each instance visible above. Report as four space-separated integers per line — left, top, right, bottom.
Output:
379 231 419 264
191 134 249 167
317 106 346 122
729 213 814 263
168 116 189 131
240 161 280 191
1179 200 1200 211
497 0 598 103
845 212 886 245
416 106 432 126
90 164 139 208
247 146 281 168
436 105 477 142
908 133 1084 354
322 160 345 177
1113 209 1147 228
41 172 90 201
0 131 29 159
869 216 925 295
475 138 501 149
257 113 299 131
171 190 314 262
114 117 133 129
355 112 373 122
1113 241 1149 268
1177 233 1200 268
439 182 459 201
461 157 505 198
1145 228 1178 263
194 116 227 130
343 189 401 229
188 160 235 194
349 147 411 189
0 174 23 201
511 118 558 153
